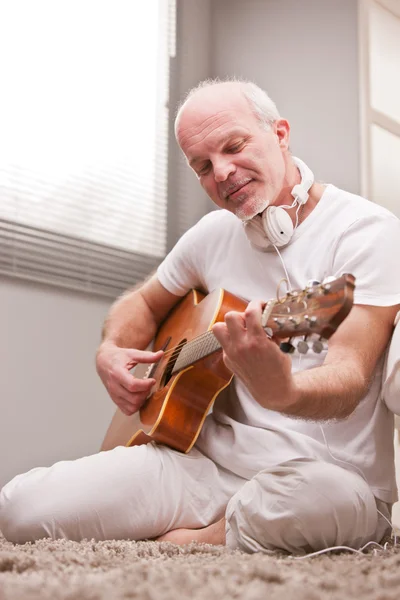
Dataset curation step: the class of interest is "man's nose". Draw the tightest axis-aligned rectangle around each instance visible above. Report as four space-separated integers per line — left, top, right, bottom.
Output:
213 158 236 182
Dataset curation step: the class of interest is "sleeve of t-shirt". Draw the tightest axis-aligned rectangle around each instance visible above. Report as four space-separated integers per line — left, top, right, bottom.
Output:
156 217 209 296
331 213 400 307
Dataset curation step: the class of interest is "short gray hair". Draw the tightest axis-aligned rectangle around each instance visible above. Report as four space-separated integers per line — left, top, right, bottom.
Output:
174 77 280 136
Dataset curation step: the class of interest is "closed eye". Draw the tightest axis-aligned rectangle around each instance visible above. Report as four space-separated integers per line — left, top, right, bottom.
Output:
226 143 244 153
197 162 211 176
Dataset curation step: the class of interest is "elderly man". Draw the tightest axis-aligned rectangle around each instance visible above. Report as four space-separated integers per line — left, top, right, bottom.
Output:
1 79 400 554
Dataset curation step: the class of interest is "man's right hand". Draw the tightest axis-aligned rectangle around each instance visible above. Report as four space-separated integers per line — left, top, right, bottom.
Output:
96 341 164 416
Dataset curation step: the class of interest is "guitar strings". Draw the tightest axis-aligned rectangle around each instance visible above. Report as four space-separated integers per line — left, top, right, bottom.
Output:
157 330 216 362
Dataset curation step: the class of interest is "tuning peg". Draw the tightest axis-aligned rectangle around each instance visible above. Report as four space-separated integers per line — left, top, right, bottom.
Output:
280 340 295 354
304 315 318 327
306 279 321 287
288 316 300 328
312 338 325 354
273 317 285 329
297 340 309 354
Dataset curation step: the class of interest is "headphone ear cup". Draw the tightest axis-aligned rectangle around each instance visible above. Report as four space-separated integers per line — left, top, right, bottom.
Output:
262 206 294 247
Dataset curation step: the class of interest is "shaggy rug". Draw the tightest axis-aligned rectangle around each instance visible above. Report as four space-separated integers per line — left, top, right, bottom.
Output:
0 535 400 600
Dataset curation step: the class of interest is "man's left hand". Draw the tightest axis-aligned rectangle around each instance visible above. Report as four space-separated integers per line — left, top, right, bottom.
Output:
212 300 299 411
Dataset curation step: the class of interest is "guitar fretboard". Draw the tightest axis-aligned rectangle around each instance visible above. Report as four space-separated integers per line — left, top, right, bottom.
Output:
172 331 221 373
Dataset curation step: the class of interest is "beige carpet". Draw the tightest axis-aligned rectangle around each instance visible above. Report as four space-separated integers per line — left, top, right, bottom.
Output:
1 536 400 600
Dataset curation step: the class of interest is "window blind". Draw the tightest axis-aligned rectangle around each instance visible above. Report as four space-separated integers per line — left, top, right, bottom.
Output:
0 0 175 298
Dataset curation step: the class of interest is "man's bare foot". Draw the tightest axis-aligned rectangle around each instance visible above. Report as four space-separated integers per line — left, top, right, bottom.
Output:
155 517 226 546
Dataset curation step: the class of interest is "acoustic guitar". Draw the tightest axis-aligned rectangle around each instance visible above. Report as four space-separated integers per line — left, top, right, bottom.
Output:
105 274 355 453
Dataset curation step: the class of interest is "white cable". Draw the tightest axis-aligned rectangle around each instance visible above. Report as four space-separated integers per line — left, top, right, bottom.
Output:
319 425 368 484
294 201 302 229
293 535 398 560
279 199 298 211
377 509 398 547
293 542 383 560
293 545 372 560
272 244 293 291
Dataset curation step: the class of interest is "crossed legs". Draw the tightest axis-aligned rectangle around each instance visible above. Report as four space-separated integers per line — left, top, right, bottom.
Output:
0 449 389 554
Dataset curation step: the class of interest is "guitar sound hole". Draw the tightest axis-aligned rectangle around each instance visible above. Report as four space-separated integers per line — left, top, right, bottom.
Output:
161 338 187 388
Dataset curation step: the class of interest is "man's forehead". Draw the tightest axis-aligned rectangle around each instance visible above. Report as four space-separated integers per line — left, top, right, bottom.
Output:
181 87 250 122
177 103 254 154
180 109 247 138
186 125 249 166
180 118 249 162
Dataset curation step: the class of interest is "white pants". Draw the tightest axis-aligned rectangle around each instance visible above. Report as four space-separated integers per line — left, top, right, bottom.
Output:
0 444 391 554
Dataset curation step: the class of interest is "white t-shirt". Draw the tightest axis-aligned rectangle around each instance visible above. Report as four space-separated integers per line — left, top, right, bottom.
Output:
157 184 400 503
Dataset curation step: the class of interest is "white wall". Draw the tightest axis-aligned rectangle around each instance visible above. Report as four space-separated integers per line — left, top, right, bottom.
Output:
211 0 360 194
0 276 115 489
169 0 215 244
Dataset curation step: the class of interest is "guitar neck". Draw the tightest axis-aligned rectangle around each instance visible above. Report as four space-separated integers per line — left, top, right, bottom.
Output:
171 320 280 373
171 273 355 373
172 331 221 373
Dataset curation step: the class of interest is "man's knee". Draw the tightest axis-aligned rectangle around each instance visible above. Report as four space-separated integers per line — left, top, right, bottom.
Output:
0 468 69 543
225 458 378 554
0 483 48 543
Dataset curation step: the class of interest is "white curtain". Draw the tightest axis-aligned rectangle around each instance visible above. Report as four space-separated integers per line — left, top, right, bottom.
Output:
0 0 175 297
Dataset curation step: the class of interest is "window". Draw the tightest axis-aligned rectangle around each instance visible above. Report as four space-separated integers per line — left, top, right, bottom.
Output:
359 0 400 216
0 0 176 298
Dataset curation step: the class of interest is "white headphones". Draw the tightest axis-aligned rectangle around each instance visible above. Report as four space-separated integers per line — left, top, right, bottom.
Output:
243 157 314 251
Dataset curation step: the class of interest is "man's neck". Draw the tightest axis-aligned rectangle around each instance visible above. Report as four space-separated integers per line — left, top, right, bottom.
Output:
301 182 326 221
283 181 326 227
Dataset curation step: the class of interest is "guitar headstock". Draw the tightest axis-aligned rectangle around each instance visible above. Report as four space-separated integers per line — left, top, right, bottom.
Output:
262 274 355 346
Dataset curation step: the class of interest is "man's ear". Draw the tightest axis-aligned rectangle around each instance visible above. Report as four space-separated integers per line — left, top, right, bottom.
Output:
274 119 290 151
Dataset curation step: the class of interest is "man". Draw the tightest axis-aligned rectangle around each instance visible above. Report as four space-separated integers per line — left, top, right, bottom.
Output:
1 79 400 554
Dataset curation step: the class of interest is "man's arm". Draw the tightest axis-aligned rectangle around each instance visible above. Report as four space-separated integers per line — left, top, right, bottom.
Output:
287 303 398 419
101 272 180 347
96 273 182 416
212 302 399 421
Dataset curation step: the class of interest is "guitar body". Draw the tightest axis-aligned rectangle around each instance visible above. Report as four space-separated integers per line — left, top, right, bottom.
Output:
101 274 355 454
127 288 247 453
